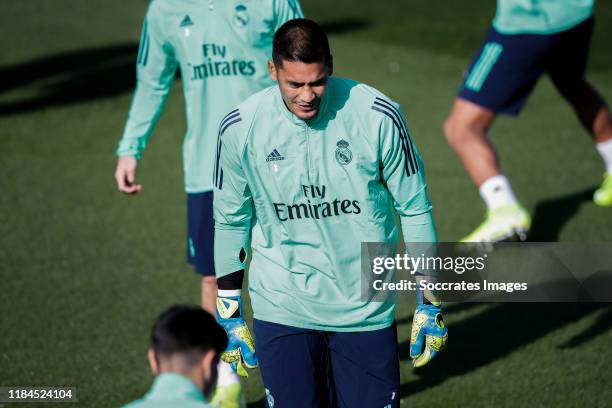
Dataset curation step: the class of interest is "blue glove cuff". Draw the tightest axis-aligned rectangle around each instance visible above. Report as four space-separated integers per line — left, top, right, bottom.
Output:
216 295 243 321
416 302 442 315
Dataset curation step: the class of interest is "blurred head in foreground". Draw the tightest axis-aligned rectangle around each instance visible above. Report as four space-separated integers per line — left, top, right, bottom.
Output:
148 305 228 398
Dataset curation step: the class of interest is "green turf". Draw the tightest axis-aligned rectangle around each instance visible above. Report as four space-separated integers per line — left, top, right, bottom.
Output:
1 1 611 407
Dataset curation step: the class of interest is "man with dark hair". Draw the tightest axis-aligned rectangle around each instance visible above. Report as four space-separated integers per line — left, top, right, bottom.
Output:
123 305 228 408
213 18 447 407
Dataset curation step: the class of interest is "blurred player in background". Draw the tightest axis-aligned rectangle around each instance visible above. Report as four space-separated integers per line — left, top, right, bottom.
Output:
114 0 303 405
122 305 228 408
213 19 447 407
444 0 612 243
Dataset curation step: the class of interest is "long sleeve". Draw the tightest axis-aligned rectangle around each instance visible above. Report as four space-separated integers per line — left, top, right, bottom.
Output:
213 111 253 278
116 6 178 159
376 98 438 244
272 0 304 31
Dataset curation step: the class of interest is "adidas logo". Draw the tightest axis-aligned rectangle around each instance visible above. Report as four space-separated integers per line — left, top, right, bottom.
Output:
266 149 285 162
180 15 194 27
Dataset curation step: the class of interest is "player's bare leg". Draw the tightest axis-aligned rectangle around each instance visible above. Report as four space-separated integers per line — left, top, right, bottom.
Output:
444 99 498 185
444 98 531 242
554 79 612 142
591 106 612 142
201 276 217 315
556 80 612 206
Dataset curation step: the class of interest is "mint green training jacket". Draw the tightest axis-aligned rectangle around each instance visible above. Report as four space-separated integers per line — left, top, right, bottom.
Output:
122 373 210 408
493 0 594 34
116 0 303 193
213 77 437 331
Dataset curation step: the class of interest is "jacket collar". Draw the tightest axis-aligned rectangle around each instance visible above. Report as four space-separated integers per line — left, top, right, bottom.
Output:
145 373 206 403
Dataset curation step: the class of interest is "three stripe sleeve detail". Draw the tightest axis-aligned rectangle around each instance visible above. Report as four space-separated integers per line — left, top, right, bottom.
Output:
214 109 242 189
371 97 419 177
137 20 150 66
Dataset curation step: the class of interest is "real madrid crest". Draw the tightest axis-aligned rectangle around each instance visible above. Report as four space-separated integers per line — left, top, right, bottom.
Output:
234 5 249 27
335 139 352 165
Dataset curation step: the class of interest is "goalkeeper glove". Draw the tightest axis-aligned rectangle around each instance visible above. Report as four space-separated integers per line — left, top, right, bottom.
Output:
216 293 258 377
410 302 448 368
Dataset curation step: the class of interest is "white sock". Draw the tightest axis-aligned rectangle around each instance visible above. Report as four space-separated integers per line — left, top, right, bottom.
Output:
479 175 517 210
596 139 612 174
217 360 240 387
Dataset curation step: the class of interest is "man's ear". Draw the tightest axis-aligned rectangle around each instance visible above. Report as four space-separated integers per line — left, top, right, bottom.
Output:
201 349 218 379
328 55 334 76
147 348 159 375
268 60 278 81
200 349 220 398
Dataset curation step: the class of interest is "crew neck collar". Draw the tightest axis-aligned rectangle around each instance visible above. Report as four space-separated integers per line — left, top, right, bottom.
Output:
145 373 206 403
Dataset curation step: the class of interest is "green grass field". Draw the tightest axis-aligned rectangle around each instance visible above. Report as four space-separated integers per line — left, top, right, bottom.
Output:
1 1 611 406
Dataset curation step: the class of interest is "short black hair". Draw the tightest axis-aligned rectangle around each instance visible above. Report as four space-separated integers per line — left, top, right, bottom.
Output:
272 18 331 67
151 305 227 361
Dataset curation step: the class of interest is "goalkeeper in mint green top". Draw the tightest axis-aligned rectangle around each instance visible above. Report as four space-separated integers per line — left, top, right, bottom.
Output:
213 19 447 407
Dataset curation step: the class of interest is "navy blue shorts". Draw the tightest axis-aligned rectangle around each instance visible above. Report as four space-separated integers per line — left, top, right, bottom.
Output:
253 319 400 408
187 192 215 276
458 17 594 115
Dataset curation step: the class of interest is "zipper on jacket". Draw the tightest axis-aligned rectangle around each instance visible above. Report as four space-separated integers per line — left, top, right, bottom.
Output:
304 125 313 175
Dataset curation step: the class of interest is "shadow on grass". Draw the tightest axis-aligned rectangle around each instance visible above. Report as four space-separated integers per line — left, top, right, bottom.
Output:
527 187 596 241
0 43 138 116
320 18 370 35
397 302 609 399
559 306 612 349
0 18 370 118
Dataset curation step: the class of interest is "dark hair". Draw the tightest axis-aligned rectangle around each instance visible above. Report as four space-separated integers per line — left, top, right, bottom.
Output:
151 305 228 362
272 18 331 67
